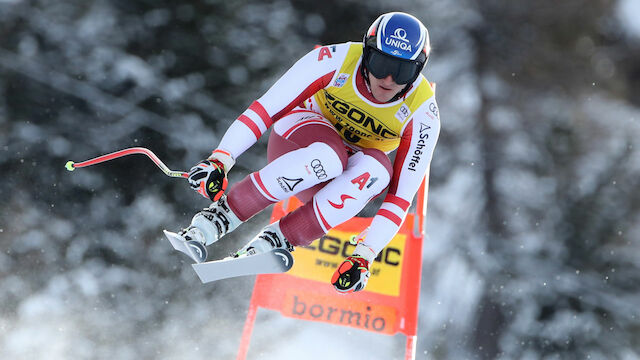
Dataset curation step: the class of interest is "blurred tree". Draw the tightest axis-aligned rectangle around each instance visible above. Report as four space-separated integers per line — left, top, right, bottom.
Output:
462 0 640 358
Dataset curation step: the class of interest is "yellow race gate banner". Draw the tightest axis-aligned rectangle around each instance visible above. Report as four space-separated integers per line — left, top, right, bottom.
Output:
237 177 428 360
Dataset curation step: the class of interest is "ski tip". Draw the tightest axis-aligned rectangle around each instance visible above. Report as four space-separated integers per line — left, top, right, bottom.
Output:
162 229 178 240
163 229 208 263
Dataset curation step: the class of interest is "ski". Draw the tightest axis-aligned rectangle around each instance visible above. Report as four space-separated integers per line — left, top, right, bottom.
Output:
164 229 294 283
163 230 208 263
192 249 294 283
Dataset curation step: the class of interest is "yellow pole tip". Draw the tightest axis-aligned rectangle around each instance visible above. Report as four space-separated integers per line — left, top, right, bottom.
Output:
65 161 75 171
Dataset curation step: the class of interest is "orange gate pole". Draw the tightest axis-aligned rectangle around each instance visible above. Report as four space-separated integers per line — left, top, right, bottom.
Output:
236 296 259 359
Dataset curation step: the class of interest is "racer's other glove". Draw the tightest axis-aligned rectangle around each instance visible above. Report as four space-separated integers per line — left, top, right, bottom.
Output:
188 150 235 202
332 243 376 294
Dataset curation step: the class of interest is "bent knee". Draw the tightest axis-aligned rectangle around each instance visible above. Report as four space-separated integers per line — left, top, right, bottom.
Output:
271 124 348 170
287 127 348 170
305 141 348 173
360 148 393 179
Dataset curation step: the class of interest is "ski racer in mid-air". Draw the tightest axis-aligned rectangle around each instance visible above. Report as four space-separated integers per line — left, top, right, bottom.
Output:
165 11 440 293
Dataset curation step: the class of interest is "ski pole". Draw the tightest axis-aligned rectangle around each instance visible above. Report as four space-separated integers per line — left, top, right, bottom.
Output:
65 147 189 178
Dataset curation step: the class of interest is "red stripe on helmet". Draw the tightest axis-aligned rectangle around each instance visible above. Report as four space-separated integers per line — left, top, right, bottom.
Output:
369 24 378 36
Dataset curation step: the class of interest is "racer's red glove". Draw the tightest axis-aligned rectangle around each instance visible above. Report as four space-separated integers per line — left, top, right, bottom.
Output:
188 159 227 201
188 150 235 202
331 243 376 294
332 255 370 293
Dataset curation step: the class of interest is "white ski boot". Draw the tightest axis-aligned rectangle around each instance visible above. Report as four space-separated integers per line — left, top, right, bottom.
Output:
232 221 294 258
164 195 243 263
191 221 295 283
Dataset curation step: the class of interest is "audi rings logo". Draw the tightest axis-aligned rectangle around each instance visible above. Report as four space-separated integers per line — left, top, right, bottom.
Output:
429 103 439 118
310 159 327 180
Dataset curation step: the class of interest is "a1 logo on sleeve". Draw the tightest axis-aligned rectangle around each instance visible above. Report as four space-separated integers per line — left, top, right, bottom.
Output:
395 104 411 123
317 45 336 61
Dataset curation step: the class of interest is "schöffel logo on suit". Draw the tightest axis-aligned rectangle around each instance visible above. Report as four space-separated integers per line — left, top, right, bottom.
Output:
277 176 303 192
407 123 431 172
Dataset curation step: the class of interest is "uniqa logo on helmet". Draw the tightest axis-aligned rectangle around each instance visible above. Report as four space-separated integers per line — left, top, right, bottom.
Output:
385 28 412 52
372 12 429 61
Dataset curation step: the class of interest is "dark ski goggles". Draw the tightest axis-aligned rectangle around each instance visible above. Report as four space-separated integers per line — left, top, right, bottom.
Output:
364 47 423 85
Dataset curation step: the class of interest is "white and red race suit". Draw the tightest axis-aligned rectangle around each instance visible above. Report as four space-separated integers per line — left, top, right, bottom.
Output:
215 42 440 256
